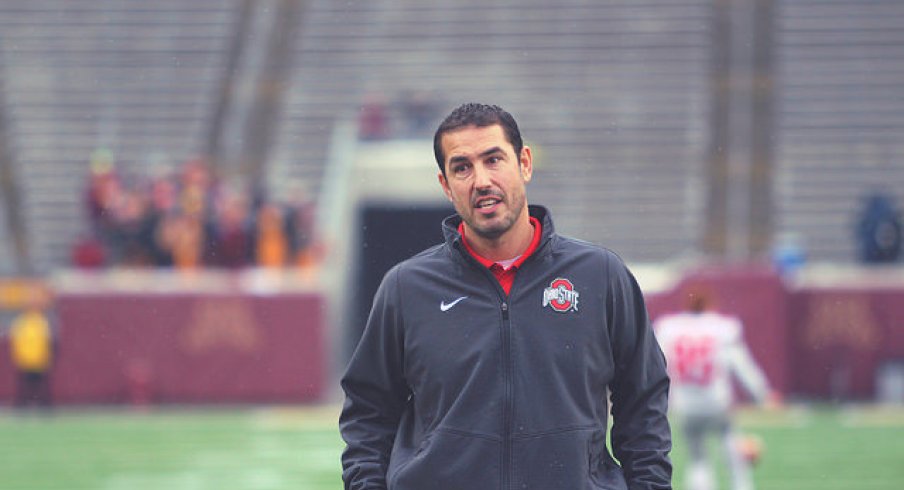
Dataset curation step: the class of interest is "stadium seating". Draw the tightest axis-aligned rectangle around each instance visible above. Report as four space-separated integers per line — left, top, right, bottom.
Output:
0 0 240 272
775 0 904 261
269 0 713 262
0 0 902 271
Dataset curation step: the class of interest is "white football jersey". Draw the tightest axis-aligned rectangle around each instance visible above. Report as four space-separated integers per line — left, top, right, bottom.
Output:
654 311 769 416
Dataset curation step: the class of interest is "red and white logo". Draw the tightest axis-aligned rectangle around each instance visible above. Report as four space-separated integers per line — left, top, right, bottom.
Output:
542 278 580 313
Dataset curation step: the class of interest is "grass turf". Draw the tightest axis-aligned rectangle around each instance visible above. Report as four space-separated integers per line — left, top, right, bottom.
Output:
1 404 903 489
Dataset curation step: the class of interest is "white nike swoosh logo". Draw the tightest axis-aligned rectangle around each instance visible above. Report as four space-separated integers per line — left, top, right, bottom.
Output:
440 296 468 312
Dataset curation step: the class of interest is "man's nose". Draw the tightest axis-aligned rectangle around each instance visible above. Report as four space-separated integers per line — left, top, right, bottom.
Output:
473 165 492 189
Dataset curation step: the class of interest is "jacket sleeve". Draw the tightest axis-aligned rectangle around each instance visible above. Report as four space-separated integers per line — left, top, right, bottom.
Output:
339 265 409 489
605 253 673 490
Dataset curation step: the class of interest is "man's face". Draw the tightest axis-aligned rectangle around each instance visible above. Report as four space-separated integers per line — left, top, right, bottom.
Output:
438 124 533 240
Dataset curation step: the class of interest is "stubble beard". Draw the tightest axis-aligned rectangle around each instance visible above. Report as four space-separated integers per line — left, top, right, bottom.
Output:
462 191 526 240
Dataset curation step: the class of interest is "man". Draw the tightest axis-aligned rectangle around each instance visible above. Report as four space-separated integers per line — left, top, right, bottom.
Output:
856 191 902 263
8 298 56 408
340 103 672 489
654 292 776 490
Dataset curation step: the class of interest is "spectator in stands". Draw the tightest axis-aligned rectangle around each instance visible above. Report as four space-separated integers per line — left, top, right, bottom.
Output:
856 191 902 263
179 158 214 221
107 188 157 266
147 175 178 266
771 232 806 277
283 184 319 269
85 156 125 262
7 289 56 409
70 233 106 268
141 158 213 270
159 211 205 270
399 90 440 137
358 93 391 140
254 202 289 268
206 186 253 268
84 148 118 237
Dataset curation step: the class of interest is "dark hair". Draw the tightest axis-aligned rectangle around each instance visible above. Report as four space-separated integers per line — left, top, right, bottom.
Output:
684 289 712 313
433 103 523 176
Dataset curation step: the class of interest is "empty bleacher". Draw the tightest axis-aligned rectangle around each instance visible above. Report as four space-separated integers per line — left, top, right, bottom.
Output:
775 0 904 260
268 0 713 262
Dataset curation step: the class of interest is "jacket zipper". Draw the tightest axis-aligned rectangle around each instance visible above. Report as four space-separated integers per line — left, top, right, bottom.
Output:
454 239 536 490
500 300 511 490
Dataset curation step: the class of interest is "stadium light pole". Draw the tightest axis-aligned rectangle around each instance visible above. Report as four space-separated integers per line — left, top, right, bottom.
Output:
205 0 255 170
242 0 304 191
748 0 776 259
703 0 732 259
704 0 776 261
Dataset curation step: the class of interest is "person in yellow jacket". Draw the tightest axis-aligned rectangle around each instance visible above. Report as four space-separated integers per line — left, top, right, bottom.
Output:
9 305 56 408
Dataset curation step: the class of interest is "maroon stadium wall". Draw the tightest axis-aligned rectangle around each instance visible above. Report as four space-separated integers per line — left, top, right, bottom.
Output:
2 267 903 404
1 292 327 404
787 285 904 400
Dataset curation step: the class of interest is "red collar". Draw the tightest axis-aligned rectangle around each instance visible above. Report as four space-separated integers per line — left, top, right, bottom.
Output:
459 216 542 270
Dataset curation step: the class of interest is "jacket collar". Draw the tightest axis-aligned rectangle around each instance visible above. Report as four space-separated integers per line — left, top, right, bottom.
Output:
442 204 556 255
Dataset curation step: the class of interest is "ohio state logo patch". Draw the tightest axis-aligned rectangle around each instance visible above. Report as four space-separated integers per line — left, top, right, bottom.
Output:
542 278 580 313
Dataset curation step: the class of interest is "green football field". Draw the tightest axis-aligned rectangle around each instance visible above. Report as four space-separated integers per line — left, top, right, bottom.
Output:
1 404 903 489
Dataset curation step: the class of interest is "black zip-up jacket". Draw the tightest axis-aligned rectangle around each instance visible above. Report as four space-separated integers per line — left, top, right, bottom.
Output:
340 205 671 490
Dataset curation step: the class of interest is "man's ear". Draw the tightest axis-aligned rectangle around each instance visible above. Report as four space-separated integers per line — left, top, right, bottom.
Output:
520 146 533 183
438 171 453 201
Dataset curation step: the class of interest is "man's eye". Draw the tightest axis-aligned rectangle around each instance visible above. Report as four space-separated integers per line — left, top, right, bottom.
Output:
487 156 501 164
453 164 470 174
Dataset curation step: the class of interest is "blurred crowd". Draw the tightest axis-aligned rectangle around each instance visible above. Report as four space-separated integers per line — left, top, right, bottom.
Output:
72 152 319 270
357 90 441 141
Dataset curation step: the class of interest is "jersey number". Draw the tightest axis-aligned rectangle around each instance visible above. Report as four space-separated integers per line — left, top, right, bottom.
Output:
672 336 716 385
